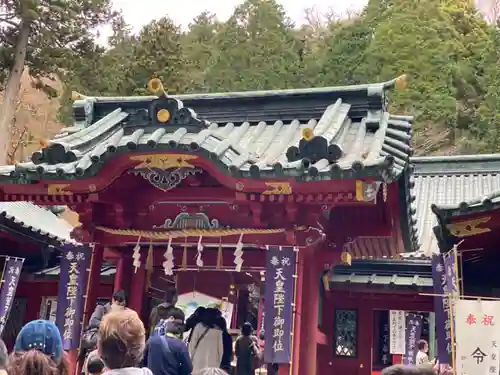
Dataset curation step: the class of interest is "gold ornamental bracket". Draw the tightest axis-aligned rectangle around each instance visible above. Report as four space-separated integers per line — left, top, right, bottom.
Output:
263 182 292 195
95 226 306 240
129 154 198 170
47 184 73 196
446 216 492 238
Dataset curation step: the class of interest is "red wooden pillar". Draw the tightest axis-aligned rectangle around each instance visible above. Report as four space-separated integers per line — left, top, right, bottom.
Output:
128 265 146 319
75 243 104 375
83 244 104 325
291 247 304 375
114 253 133 296
298 246 322 375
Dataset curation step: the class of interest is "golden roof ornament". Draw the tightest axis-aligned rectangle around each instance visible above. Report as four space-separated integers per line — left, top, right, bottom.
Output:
395 74 408 90
148 78 167 97
71 91 84 101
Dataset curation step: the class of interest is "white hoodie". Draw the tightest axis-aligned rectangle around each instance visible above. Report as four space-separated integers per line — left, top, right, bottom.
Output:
188 323 223 372
104 367 153 375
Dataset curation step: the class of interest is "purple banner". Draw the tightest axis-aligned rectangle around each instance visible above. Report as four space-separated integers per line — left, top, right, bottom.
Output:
431 254 452 365
403 313 423 365
56 246 91 350
263 246 297 364
0 258 24 336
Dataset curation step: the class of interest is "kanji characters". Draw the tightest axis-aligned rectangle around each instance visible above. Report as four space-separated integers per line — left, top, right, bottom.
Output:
466 313 477 325
482 314 495 326
471 347 487 364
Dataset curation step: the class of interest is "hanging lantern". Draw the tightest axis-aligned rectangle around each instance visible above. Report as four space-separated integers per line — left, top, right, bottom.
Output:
132 236 142 273
163 238 175 276
233 234 244 272
196 236 204 268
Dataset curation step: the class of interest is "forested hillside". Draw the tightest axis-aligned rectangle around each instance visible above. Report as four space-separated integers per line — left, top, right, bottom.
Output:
3 0 500 156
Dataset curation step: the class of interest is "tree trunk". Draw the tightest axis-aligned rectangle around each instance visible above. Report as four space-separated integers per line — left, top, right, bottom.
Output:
0 20 31 165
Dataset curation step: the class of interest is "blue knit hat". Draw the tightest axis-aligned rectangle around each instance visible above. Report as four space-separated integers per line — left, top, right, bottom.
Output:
14 320 63 363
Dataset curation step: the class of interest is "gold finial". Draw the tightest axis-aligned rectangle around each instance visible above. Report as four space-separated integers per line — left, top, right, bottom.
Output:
157 109 171 123
302 128 313 141
340 250 352 266
71 91 83 101
395 74 408 90
148 78 166 96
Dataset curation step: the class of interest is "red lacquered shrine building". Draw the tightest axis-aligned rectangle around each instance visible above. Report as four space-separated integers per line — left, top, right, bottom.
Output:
0 76 417 375
431 155 500 297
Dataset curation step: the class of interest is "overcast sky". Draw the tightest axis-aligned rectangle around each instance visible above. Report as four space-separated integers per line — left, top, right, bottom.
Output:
109 0 368 34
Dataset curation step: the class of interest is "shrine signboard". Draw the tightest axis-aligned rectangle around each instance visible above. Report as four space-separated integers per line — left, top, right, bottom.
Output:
263 246 297 364
389 310 406 354
455 299 500 375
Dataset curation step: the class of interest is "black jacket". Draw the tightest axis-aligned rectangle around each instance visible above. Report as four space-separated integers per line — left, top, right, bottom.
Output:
81 303 112 351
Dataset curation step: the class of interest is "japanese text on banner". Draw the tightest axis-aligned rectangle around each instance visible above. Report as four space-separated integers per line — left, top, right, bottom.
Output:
55 246 91 351
390 310 406 354
403 314 423 365
0 258 24 336
263 246 296 364
432 254 453 364
455 299 500 375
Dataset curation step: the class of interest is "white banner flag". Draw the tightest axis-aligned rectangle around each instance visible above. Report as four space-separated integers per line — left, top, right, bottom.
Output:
390 310 406 354
456 299 500 375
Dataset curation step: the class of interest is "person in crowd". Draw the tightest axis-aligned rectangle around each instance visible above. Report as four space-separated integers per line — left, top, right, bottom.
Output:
192 369 228 375
144 307 192 375
415 340 431 365
0 339 8 375
87 356 106 375
81 290 128 361
97 309 152 375
186 304 232 372
381 364 435 375
149 286 178 336
9 319 66 375
82 349 104 375
234 322 260 375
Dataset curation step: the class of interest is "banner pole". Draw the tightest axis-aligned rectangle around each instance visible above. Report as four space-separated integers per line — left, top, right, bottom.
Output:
448 293 456 375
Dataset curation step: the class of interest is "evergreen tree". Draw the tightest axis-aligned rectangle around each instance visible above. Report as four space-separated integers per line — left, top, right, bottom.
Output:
0 0 116 163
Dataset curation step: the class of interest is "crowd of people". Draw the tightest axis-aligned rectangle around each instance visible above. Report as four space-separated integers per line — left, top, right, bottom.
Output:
0 288 455 375
78 288 260 375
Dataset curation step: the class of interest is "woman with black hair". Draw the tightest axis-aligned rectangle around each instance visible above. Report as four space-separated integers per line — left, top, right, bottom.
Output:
234 322 260 375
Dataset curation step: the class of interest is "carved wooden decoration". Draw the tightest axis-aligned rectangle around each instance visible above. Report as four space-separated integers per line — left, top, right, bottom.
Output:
153 212 226 230
446 217 492 237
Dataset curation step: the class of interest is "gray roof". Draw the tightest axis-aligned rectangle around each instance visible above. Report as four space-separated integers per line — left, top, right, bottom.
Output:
329 259 432 290
0 78 413 183
0 202 79 245
411 154 500 256
35 263 114 277
329 272 433 290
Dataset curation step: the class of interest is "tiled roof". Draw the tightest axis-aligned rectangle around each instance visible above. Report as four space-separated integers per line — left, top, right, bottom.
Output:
0 77 413 183
0 202 79 246
329 259 432 290
411 154 500 256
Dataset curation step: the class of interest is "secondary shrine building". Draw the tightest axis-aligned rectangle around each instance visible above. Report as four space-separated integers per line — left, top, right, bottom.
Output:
3 75 499 375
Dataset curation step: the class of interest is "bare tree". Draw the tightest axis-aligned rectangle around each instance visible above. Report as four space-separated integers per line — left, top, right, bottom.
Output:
477 0 500 24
